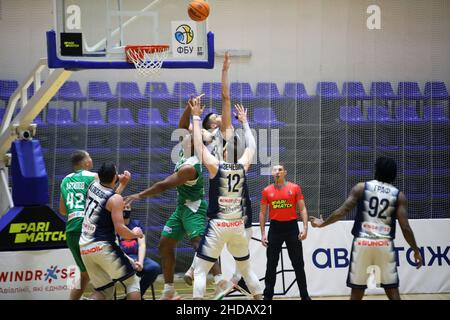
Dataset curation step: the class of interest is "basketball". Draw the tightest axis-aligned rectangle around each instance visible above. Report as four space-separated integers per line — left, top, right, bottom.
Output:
188 0 210 22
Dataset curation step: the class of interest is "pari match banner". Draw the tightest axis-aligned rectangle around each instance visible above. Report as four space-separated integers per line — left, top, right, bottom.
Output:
221 219 450 297
0 206 67 251
0 205 76 299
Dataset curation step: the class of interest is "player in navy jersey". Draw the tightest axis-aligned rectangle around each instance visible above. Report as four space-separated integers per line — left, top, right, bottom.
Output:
80 162 143 300
189 99 263 300
310 157 423 300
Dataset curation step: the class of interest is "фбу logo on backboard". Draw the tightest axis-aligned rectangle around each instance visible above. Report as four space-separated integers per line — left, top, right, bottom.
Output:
175 24 194 45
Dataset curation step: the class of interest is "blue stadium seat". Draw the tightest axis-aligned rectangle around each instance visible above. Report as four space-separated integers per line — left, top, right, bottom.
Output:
342 82 371 100
47 108 75 126
33 114 45 126
404 157 429 175
77 108 106 126
433 157 450 175
432 129 450 151
405 180 429 201
144 82 171 100
137 108 166 126
173 82 197 101
423 106 449 123
404 131 428 151
116 82 145 102
347 157 372 176
0 80 18 102
397 82 423 100
346 135 373 152
316 82 341 98
424 81 450 100
394 106 424 123
201 82 222 101
339 106 367 123
107 108 137 126
87 81 116 102
230 82 254 102
255 82 282 101
367 106 394 122
252 107 285 127
283 82 311 100
370 82 399 100
432 182 450 200
167 108 187 126
54 81 86 101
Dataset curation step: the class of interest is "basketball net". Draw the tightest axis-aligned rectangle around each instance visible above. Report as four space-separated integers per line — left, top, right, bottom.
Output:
125 45 169 77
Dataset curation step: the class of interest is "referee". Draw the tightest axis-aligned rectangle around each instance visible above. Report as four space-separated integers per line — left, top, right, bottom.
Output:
259 164 311 300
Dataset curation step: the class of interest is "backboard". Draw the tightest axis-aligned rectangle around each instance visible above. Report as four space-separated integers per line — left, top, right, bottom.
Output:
47 0 214 69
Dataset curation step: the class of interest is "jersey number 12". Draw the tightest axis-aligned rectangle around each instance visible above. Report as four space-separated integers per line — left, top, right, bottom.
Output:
227 174 240 193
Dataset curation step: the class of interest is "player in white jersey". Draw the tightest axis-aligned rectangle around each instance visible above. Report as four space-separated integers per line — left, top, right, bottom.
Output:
79 162 143 300
310 157 423 300
189 99 263 300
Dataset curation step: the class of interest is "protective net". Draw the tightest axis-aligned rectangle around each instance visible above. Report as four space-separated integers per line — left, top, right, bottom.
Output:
3 0 449 273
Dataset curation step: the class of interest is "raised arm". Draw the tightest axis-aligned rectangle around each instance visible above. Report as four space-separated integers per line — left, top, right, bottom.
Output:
189 96 220 177
235 104 256 171
310 182 365 228
220 52 232 137
109 195 143 240
115 170 131 195
396 192 423 268
124 166 197 205
178 98 193 130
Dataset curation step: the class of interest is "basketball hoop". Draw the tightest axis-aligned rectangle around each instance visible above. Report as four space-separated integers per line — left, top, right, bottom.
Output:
125 45 169 77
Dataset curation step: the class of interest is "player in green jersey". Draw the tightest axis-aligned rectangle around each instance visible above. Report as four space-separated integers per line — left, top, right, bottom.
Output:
125 112 221 299
59 150 130 300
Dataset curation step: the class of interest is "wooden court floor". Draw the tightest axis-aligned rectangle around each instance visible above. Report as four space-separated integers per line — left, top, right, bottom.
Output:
119 274 450 301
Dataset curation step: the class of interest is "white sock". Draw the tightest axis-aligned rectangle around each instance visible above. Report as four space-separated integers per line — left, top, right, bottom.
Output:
193 257 215 299
189 254 197 272
163 283 174 291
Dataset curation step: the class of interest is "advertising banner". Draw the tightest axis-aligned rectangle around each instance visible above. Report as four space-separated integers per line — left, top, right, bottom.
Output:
221 219 450 297
0 249 76 299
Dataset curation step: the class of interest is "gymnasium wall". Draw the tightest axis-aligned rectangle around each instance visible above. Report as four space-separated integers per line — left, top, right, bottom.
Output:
0 0 449 92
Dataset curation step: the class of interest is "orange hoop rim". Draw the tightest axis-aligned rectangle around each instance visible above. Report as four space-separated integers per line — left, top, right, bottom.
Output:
125 45 170 64
125 45 169 53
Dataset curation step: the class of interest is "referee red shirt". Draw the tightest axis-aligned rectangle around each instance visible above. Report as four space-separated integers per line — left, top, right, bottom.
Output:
261 182 304 221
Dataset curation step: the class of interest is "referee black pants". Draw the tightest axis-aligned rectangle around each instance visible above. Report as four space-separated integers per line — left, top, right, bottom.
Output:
263 220 309 299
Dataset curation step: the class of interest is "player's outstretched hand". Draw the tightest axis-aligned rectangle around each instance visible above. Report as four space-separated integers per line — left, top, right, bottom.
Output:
124 193 140 206
132 227 144 239
188 94 205 116
309 215 324 228
233 104 248 124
